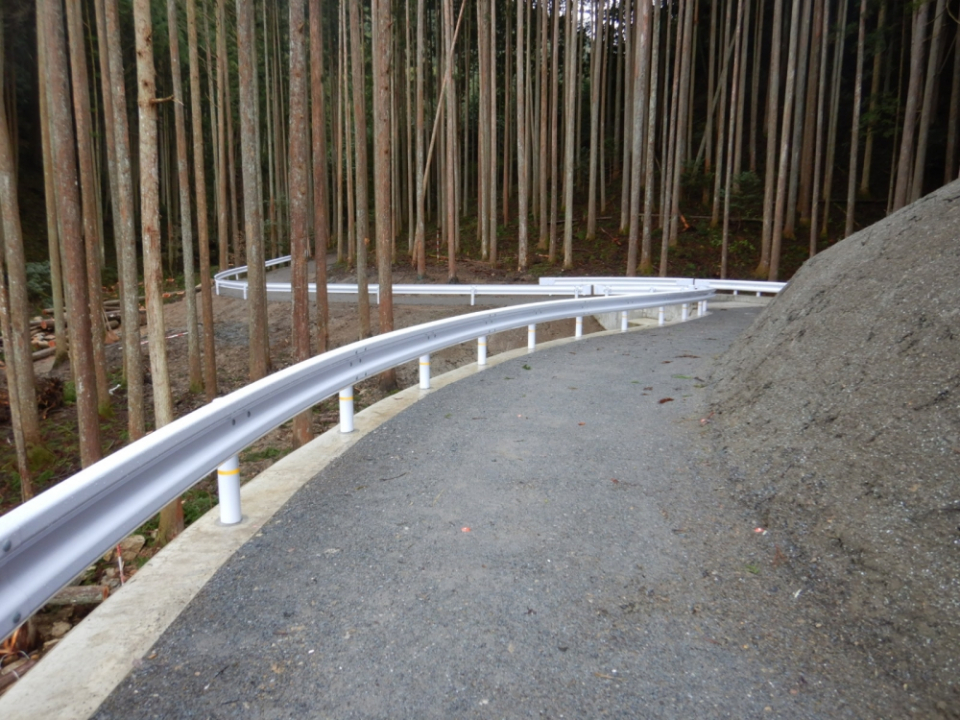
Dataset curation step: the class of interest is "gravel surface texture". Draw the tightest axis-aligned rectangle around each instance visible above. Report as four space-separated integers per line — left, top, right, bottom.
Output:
92 308 912 719
709 180 960 716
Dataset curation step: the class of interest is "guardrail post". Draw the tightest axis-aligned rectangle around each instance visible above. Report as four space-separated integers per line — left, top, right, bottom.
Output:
478 336 488 365
575 316 583 338
681 303 689 322
528 324 536 352
470 288 476 306
339 386 355 433
217 455 242 525
658 307 665 326
620 311 628 332
419 355 431 389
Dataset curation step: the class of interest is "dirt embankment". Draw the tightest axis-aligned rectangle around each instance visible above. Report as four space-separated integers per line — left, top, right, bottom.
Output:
709 181 960 712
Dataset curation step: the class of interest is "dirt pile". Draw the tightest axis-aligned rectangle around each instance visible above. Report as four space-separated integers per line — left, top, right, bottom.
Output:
709 181 960 711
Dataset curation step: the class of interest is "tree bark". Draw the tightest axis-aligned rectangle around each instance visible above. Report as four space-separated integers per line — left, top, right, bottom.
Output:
237 0 270 377
41 0 101 469
0 13 37 499
65 0 111 416
561 0 576 269
910 0 946 203
517 0 529 268
844 0 868 238
310 0 330 352
134 0 181 543
626 0 651 275
640 1 660 276
859 0 886 198
349 0 372 338
373 0 397 391
769 0 802 281
103 0 146 438
167 0 203 395
288 0 312 448
187 0 218 401
756 0 783 278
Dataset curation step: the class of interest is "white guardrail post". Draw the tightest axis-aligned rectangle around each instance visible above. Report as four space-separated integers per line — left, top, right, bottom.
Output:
527 324 536 352
217 455 242 525
339 386 355 433
419 355 431 389
575 316 583 338
620 311 628 332
478 336 488 365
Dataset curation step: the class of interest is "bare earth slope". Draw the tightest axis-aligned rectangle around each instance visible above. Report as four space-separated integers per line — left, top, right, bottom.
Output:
709 181 960 712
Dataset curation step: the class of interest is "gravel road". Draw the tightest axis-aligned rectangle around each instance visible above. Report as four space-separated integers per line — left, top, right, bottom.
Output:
92 307 909 719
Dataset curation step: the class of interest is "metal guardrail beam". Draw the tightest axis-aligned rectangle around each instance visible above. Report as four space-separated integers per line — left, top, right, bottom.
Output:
0 289 714 641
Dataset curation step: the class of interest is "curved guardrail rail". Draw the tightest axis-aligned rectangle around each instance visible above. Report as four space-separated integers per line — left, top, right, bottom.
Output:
0 288 722 641
212 257 773 304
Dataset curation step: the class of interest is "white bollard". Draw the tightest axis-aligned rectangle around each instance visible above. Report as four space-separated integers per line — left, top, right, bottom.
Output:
419 354 431 389
575 316 583 338
658 306 665 326
339 386 355 433
620 311 628 332
217 455 242 525
681 303 689 322
478 336 488 366
528 324 536 352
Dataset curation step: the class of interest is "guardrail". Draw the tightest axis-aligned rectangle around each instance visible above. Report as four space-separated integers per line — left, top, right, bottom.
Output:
0 288 719 642
213 257 777 305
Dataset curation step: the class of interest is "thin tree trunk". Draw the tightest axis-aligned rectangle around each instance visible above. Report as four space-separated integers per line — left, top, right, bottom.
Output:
722 0 746 279
809 0 830 257
548 0 561 262
710 0 734 227
237 0 270 378
561 0 576 269
783 0 812 240
517 0 529 267
187 0 218 401
65 0 111 416
703 0 719 206
0 13 38 499
798 0 825 223
586 0 603 242
167 0 203 395
310 0 330 352
821 0 849 234
860 0 886 197
216 0 230 270
42 0 101 469
373 0 397 390
756 0 783 277
102 0 146 437
626 0 651 275
619 0 634 234
946 19 960 184
36 23 68 369
443 0 458 280
538 0 549 250
349 0 372 338
134 0 181 542
415 0 426 274
748 0 764 173
910 0 946 203
769 0 802 281
640 1 660 275
844 0 868 238
289 0 312 447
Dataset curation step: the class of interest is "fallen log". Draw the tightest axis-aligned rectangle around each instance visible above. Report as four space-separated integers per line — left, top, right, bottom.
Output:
43 585 110 608
0 659 38 693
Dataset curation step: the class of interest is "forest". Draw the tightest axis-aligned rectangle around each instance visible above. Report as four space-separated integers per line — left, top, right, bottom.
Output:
0 0 958 537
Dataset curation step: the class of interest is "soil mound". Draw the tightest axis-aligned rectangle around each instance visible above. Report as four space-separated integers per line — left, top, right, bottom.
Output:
710 181 960 712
